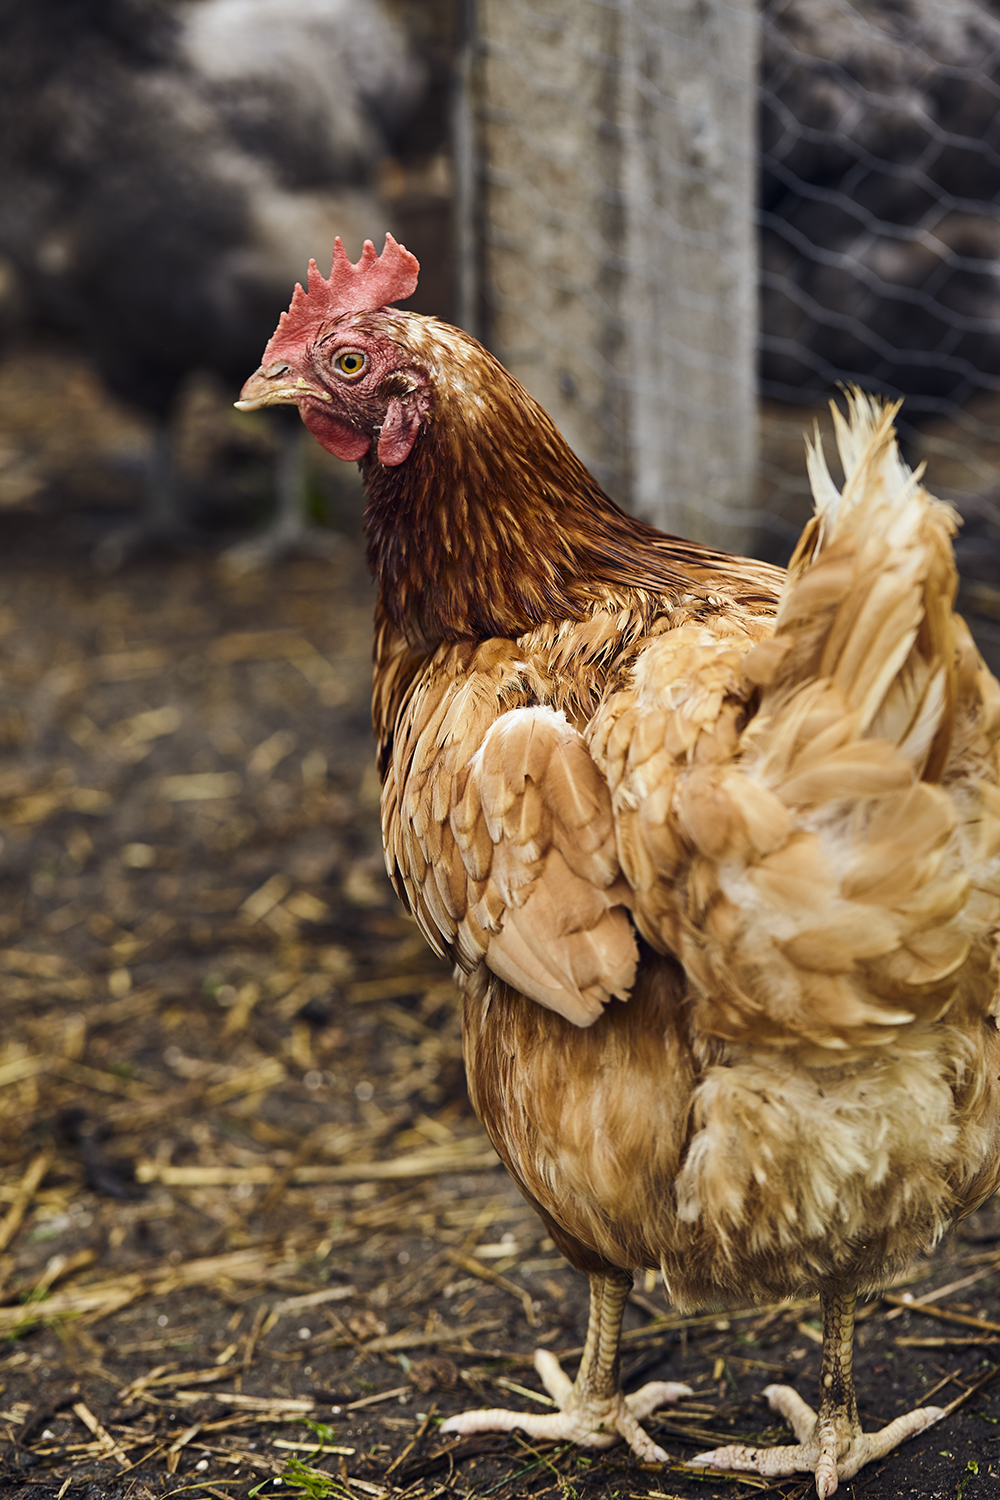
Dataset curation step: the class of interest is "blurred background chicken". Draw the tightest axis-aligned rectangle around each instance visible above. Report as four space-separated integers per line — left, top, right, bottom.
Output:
760 0 1000 616
0 0 431 565
761 0 1000 405
238 238 1000 1497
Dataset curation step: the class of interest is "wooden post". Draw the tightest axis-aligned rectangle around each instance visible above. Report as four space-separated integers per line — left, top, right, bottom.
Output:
469 0 759 552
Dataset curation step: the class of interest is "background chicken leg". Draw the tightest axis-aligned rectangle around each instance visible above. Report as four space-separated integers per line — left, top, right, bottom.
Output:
688 1290 946 1497
440 1269 691 1461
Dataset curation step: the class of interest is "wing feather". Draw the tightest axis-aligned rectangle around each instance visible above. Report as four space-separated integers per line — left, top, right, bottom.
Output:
382 644 638 1027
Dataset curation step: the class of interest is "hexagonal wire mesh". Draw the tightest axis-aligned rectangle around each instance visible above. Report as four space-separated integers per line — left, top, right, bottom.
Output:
759 0 1000 592
458 0 1000 658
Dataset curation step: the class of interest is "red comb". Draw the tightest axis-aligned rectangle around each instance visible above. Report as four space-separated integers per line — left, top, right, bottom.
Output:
263 234 419 362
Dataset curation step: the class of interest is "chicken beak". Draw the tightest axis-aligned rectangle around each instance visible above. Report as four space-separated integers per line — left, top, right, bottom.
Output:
235 366 331 412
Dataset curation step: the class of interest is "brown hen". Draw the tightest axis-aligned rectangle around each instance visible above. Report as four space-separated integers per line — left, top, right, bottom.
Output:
238 236 1000 1497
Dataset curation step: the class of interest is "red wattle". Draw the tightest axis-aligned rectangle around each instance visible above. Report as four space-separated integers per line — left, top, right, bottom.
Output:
301 406 371 462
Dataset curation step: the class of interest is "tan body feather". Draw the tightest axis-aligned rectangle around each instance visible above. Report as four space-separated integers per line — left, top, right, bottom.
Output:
378 393 1000 1311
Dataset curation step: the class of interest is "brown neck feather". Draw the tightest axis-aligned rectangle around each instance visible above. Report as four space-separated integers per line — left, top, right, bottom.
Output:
363 320 775 646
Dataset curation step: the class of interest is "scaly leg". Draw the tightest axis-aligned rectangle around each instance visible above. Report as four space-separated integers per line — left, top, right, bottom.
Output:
687 1290 945 1498
223 418 337 573
94 424 187 571
440 1269 691 1462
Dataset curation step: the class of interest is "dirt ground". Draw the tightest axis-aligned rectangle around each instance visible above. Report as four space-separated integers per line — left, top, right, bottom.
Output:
0 360 999 1500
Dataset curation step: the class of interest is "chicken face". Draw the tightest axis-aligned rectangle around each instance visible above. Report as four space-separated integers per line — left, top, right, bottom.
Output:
237 319 429 466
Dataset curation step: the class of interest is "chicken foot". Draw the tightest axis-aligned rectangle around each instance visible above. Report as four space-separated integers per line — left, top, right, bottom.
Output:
688 1290 945 1498
439 1269 691 1462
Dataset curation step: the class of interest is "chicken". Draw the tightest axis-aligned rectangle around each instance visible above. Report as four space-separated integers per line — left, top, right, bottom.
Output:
0 0 421 563
762 0 1000 404
237 236 1000 1497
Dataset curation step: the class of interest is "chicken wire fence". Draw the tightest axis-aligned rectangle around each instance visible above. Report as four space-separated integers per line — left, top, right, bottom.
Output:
457 0 1000 581
758 0 1000 575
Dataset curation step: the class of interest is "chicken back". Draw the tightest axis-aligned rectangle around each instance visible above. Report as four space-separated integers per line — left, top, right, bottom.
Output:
239 236 1000 1497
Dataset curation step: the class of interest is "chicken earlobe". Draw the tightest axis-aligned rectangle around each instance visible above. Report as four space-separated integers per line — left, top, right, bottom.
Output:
440 1270 692 1461
377 394 422 465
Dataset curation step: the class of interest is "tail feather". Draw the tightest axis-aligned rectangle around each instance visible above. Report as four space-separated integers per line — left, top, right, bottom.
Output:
599 391 999 1048
764 390 958 778
671 393 999 1048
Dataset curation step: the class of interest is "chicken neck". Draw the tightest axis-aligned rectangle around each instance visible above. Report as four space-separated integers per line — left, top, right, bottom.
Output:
439 1268 691 1460
361 327 772 647
689 1288 946 1497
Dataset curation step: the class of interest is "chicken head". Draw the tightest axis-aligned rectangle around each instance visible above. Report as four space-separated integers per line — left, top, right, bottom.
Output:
236 233 429 466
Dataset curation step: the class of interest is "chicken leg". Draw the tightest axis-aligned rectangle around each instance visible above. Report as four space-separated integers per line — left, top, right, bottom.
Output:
223 416 337 574
687 1290 945 1498
94 424 190 571
439 1269 691 1462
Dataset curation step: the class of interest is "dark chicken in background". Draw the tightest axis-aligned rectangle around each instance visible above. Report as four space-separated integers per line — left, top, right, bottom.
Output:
238 237 1000 1497
0 0 424 562
761 0 1000 643
762 0 1000 406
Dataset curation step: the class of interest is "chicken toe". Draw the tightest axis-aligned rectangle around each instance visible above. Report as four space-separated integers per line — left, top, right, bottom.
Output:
439 1271 691 1463
686 1292 946 1497
441 1348 690 1461
687 1388 944 1498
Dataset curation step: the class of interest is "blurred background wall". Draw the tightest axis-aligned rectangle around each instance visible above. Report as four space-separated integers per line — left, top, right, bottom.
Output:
461 0 759 553
0 0 997 652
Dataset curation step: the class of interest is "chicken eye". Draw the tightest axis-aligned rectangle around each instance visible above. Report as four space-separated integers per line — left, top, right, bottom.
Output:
333 350 367 378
